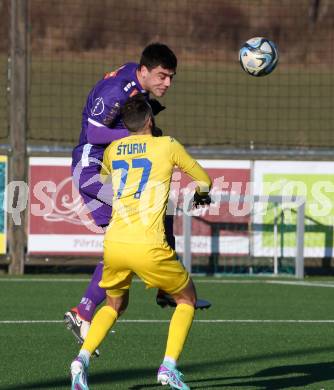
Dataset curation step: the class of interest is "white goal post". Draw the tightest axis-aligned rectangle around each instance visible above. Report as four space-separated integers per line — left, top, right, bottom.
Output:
182 194 305 278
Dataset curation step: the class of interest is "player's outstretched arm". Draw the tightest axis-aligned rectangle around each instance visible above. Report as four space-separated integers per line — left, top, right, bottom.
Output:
169 137 212 196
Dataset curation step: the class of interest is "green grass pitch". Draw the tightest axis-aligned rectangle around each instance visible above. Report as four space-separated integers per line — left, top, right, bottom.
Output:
1 275 334 389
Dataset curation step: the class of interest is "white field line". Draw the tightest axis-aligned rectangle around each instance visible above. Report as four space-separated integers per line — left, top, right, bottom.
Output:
1 319 334 324
1 278 334 288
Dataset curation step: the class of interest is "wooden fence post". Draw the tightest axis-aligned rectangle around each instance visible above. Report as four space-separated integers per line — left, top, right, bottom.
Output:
8 0 28 275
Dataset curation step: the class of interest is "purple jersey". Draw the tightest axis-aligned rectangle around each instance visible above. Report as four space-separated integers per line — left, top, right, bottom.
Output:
71 63 175 246
72 62 148 169
71 62 148 227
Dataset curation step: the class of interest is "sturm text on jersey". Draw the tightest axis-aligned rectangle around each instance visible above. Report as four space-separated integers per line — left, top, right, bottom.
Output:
116 143 147 155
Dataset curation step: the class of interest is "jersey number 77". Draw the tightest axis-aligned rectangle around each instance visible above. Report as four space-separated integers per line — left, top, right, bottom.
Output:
112 158 152 199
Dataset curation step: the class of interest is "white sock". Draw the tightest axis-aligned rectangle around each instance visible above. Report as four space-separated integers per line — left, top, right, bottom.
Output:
78 349 91 367
163 356 176 368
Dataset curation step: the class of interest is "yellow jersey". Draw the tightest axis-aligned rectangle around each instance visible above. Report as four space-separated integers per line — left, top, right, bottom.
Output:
101 135 211 245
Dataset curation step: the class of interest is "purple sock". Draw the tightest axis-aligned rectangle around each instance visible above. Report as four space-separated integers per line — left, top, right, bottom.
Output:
76 261 106 321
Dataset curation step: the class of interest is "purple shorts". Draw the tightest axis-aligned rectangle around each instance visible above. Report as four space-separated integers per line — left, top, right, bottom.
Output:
72 163 113 227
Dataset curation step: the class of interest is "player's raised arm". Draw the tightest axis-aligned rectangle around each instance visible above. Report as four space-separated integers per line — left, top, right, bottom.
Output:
86 118 129 145
86 92 130 145
169 137 212 197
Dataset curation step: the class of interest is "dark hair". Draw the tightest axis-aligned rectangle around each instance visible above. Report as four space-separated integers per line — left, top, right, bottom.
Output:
139 42 177 71
121 94 153 133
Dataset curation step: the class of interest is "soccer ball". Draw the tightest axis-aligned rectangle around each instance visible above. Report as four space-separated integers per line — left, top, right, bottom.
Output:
239 37 278 77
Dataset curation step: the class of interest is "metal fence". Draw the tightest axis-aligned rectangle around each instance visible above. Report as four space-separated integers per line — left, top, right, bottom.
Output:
1 0 334 274
181 194 305 278
0 0 9 143
2 0 334 150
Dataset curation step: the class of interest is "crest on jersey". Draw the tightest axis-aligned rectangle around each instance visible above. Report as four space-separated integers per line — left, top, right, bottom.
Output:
91 97 105 116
